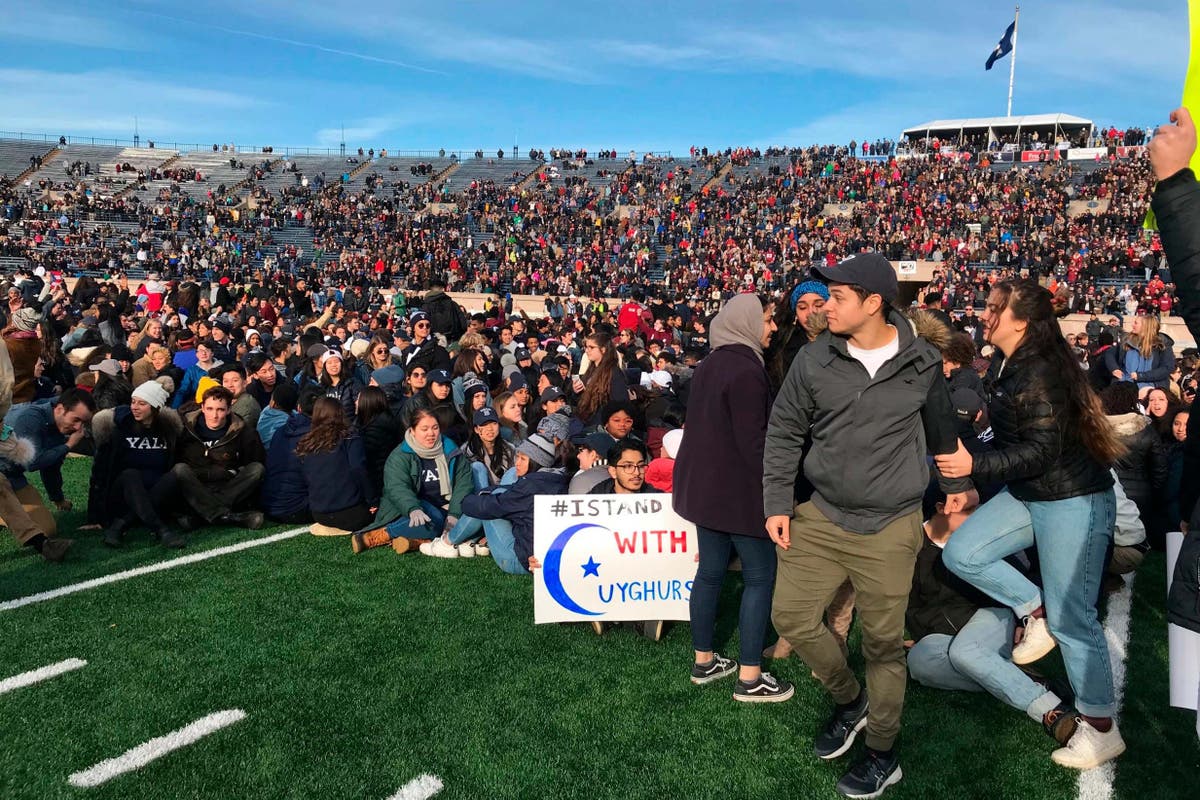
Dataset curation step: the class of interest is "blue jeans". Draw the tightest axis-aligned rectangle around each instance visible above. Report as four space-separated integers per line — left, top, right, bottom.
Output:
907 607 1061 722
447 465 525 575
689 526 777 667
942 487 1117 716
384 500 446 540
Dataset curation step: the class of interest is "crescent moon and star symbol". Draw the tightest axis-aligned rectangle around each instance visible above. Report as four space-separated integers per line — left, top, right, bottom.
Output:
542 522 608 616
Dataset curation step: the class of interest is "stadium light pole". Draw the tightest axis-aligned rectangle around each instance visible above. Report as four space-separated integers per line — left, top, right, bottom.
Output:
1006 5 1019 118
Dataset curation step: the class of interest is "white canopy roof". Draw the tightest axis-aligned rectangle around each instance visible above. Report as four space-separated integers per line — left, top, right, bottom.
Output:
903 114 1093 136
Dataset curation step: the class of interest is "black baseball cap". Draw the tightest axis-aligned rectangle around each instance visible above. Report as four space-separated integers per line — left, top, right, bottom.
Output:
473 406 499 426
950 388 985 422
515 347 532 361
427 369 452 385
813 253 898 305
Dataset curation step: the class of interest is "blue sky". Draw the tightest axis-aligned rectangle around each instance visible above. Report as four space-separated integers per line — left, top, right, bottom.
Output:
0 0 1186 154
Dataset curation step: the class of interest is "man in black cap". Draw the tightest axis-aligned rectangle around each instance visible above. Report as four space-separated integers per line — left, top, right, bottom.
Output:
402 311 451 376
515 346 538 389
210 318 236 363
763 253 971 799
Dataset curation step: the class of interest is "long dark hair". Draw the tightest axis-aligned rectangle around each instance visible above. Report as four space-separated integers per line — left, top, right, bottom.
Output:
576 332 619 422
995 279 1125 464
466 427 515 480
295 397 350 456
355 385 390 430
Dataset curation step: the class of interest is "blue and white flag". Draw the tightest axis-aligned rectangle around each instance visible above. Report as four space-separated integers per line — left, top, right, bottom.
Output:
985 21 1016 70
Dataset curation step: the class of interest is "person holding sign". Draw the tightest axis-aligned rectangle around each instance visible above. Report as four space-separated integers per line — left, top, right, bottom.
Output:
763 254 971 800
675 293 793 702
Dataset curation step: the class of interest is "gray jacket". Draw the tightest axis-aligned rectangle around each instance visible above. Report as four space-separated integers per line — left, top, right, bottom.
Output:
763 310 970 533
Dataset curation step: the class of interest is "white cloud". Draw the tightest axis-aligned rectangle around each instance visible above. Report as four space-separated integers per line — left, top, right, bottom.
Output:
0 69 259 139
0 6 137 50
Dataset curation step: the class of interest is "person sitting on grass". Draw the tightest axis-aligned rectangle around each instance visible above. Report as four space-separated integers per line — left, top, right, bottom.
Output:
0 388 96 560
88 379 186 549
567 430 616 494
459 432 568 575
218 363 262 431
907 492 1080 747
355 385 403 507
170 385 266 531
257 382 298 447
262 387 319 525
350 407 472 555
419 405 516 559
296 397 375 536
591 438 667 641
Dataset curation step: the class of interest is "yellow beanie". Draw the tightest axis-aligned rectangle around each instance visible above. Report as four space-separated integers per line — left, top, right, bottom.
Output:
195 376 220 404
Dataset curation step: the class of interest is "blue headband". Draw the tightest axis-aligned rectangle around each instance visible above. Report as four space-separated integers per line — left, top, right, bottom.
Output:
791 281 830 308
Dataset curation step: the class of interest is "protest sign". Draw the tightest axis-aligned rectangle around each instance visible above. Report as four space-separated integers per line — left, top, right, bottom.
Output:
532 495 698 624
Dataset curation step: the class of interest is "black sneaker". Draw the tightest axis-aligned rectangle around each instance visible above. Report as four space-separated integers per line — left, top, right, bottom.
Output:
102 518 128 548
836 749 902 799
814 691 870 760
733 672 795 703
159 528 188 549
690 653 738 685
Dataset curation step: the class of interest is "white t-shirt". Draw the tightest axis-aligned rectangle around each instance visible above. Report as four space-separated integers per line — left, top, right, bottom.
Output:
847 327 900 379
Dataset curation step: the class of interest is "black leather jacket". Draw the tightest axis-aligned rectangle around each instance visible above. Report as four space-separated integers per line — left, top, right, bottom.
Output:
973 351 1113 502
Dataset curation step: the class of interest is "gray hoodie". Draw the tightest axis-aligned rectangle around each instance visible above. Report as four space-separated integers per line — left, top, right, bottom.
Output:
763 310 970 534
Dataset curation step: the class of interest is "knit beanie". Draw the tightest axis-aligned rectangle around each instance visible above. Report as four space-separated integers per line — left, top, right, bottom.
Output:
132 380 169 409
517 433 557 468
195 376 220 404
536 412 570 444
791 280 830 308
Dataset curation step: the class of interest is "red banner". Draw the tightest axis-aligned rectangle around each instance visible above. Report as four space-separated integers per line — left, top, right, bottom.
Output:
1021 149 1060 162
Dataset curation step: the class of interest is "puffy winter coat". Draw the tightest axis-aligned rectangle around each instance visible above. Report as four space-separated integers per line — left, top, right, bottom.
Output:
972 352 1113 502
1106 412 1167 511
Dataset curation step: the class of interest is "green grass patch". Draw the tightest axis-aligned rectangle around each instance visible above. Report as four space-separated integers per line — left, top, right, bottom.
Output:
0 460 1194 799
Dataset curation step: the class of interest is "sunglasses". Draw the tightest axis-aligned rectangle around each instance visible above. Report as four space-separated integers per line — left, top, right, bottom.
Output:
410 371 426 378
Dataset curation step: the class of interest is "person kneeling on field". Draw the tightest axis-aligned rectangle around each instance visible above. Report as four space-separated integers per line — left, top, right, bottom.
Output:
907 493 1079 747
88 379 186 548
351 407 473 555
169 385 266 530
0 388 97 561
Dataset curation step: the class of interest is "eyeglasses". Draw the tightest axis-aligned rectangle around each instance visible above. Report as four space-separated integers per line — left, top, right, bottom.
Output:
615 463 648 473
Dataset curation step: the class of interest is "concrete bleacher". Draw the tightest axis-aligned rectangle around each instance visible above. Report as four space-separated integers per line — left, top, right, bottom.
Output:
729 155 795 180
253 155 352 195
0 139 56 181
129 150 251 201
442 157 538 192
21 144 176 193
344 156 456 192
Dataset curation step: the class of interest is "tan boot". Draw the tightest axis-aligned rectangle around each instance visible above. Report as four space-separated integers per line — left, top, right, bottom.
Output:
392 537 432 554
351 527 391 554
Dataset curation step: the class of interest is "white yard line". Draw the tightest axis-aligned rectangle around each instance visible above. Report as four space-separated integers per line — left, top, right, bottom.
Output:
0 527 309 612
386 774 445 800
67 709 247 788
0 657 87 695
1075 574 1135 800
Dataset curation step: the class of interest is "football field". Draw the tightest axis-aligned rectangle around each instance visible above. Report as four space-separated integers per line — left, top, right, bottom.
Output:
0 460 1196 800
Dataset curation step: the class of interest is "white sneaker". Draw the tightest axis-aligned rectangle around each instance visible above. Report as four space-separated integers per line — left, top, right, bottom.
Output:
456 541 477 558
1012 615 1057 665
419 537 459 558
474 541 491 557
1051 719 1125 769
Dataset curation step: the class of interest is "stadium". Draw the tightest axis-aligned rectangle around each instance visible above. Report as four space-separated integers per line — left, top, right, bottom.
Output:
2 2 1200 800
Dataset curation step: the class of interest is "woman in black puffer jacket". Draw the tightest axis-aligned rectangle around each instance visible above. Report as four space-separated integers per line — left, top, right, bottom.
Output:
1099 381 1167 517
935 279 1127 767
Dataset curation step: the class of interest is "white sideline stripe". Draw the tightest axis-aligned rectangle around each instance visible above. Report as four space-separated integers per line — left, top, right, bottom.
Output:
386 774 444 800
0 658 87 695
1075 573 1135 800
67 709 246 788
0 527 309 612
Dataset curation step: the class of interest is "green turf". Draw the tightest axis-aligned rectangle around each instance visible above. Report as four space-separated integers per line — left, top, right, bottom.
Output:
0 460 1195 799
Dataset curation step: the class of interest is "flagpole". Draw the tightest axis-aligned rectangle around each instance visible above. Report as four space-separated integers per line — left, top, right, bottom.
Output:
1007 5 1020 117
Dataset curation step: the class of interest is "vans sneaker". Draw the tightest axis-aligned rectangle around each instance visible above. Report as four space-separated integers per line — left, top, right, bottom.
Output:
455 541 477 557
733 672 795 703
690 653 737 685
